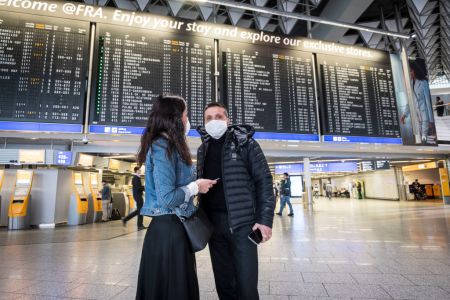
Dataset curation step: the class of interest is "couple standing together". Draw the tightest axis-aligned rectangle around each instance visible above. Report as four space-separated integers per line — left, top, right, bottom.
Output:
136 95 275 300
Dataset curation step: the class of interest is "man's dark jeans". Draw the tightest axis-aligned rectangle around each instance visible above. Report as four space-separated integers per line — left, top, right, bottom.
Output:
123 199 143 227
207 211 259 300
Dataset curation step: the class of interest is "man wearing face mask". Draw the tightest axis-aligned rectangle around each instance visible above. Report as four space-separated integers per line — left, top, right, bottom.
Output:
197 103 275 300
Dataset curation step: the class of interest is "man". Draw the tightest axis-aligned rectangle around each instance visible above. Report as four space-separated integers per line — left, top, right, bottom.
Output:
326 181 333 200
313 183 320 199
197 103 275 300
100 180 112 222
412 179 424 200
122 166 145 230
435 96 445 117
276 173 294 217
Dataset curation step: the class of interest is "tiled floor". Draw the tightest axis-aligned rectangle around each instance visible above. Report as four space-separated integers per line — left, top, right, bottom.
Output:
0 198 449 299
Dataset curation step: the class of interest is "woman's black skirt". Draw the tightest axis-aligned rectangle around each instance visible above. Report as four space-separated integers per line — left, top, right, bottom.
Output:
136 214 199 300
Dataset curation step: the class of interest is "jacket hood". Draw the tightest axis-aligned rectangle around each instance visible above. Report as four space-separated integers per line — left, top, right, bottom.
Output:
197 124 255 146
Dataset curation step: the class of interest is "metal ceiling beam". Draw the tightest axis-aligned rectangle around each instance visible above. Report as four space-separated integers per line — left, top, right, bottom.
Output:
188 0 411 39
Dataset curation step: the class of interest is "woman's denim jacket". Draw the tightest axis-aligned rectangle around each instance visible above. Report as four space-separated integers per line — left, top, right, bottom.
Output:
140 137 197 218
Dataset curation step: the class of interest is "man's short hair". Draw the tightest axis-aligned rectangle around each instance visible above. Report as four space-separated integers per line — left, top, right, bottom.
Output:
283 172 289 177
134 166 140 172
204 102 229 117
437 96 441 100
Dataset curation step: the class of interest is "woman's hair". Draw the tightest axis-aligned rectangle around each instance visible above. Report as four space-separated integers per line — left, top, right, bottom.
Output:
137 94 192 166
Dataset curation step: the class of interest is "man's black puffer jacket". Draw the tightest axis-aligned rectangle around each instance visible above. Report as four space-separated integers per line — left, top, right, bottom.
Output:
197 125 275 231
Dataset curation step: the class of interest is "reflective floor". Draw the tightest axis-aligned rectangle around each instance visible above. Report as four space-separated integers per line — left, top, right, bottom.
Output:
0 198 450 299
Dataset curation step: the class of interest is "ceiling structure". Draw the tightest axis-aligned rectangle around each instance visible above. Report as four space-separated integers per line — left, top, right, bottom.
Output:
77 0 449 82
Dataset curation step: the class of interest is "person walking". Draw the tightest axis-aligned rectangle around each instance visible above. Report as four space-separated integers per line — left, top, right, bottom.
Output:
100 180 112 222
326 181 333 200
197 102 275 300
122 166 145 230
276 173 294 217
136 95 216 300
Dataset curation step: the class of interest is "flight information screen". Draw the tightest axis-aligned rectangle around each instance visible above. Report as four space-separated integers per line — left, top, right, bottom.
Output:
221 41 318 141
318 54 401 143
0 11 89 130
90 24 214 133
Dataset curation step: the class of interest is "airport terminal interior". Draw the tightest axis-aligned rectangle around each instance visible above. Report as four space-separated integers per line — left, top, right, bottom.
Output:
1 0 450 299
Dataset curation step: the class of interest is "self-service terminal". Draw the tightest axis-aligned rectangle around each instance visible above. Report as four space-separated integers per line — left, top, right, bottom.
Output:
125 185 135 212
0 170 4 217
68 172 88 225
8 170 34 230
87 173 102 223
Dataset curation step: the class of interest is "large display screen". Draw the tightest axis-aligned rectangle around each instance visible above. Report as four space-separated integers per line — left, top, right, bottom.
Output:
89 24 214 134
0 11 89 132
221 41 319 141
318 54 401 144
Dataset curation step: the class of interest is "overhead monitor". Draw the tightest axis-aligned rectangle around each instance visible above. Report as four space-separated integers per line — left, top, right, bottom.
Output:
317 53 402 144
220 41 319 141
0 11 89 133
89 23 214 135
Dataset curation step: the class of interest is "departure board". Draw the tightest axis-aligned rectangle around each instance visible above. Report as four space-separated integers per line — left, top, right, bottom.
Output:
221 41 318 136
0 11 89 125
91 24 214 129
318 54 400 141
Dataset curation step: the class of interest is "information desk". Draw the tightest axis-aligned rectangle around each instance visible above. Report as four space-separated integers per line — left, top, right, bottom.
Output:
0 11 89 133
8 170 34 230
221 41 319 141
89 23 214 134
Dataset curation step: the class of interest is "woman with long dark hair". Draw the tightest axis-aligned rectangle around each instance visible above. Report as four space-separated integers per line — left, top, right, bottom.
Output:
136 95 216 300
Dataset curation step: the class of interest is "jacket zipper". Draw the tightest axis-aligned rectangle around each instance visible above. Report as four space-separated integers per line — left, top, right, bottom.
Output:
222 133 234 234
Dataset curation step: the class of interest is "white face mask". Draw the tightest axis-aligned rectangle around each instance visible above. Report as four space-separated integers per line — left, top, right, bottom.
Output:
185 119 190 136
205 120 228 139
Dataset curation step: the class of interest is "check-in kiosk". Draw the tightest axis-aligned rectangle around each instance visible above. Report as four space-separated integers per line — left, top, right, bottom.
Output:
8 170 34 230
125 185 135 211
68 172 88 225
87 173 102 223
0 170 4 216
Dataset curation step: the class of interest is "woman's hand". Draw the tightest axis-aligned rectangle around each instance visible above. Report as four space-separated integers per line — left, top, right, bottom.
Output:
196 179 217 194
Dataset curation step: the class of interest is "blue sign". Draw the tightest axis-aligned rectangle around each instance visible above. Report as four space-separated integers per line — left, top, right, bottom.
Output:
254 132 319 142
55 151 73 166
89 125 201 137
323 135 402 144
0 121 82 133
89 125 319 141
275 162 358 174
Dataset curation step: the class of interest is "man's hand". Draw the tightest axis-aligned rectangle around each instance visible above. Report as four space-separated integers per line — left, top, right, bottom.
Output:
252 223 272 243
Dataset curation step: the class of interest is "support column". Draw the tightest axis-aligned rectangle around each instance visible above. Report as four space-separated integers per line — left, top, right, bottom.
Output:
304 157 312 206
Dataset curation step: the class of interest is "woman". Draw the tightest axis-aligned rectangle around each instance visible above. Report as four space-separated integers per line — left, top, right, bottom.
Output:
136 95 216 300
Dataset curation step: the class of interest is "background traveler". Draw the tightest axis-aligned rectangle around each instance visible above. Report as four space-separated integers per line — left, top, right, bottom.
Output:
100 180 112 222
276 172 294 217
122 166 146 230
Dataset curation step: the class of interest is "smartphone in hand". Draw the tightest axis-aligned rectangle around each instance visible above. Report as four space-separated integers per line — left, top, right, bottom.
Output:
248 229 263 245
